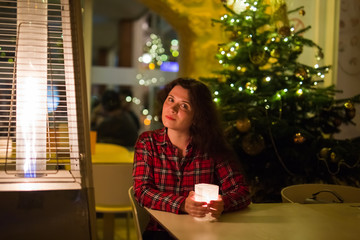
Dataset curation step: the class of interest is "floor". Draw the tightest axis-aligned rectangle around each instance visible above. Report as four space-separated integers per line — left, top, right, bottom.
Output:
96 214 137 240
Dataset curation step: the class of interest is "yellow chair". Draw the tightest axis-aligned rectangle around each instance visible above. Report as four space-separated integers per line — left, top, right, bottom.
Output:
92 143 134 164
128 186 150 240
281 183 360 203
92 143 134 240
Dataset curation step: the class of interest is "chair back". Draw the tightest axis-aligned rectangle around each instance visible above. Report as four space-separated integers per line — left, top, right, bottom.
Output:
92 142 134 164
128 186 150 240
281 183 360 203
92 163 133 206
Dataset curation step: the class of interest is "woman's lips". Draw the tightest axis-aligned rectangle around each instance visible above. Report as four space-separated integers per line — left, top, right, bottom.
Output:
165 115 175 120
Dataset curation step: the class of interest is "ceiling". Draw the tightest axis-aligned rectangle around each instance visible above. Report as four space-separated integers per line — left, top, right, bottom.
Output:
93 0 149 22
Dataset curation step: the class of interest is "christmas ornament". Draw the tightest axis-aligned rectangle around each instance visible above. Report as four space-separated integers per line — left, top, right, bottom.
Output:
278 26 291 37
293 132 305 144
236 118 251 132
257 24 272 34
345 101 356 119
259 63 272 70
330 152 338 163
249 50 268 65
319 147 331 159
295 67 308 80
270 49 280 58
241 133 265 156
292 44 303 53
299 9 305 16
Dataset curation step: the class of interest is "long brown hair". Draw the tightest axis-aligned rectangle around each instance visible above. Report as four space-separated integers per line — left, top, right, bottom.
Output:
157 78 233 159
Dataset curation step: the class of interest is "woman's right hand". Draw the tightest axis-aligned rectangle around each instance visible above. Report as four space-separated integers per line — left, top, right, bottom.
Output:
181 191 208 217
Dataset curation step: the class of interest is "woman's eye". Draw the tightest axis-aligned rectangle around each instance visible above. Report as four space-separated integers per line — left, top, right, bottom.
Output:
167 97 174 102
181 104 189 109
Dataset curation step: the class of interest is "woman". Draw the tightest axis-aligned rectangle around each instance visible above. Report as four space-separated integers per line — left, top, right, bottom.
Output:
133 78 251 239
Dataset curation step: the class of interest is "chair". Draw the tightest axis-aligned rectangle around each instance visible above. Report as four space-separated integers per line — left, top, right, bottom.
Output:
281 183 360 203
128 186 150 240
92 143 134 164
92 162 133 240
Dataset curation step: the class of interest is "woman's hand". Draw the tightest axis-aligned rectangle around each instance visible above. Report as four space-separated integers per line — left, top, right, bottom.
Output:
208 195 224 219
181 191 208 217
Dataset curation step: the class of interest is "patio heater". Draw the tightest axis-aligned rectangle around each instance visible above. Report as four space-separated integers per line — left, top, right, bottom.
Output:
0 0 96 239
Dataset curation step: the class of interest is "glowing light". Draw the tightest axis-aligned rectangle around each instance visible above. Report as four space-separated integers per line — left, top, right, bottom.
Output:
141 53 152 64
214 91 219 95
149 63 155 70
283 38 288 42
314 64 319 68
238 87 243 91
144 118 151 126
125 96 132 102
230 83 234 87
297 89 303 95
142 109 149 115
16 6 48 177
265 76 271 82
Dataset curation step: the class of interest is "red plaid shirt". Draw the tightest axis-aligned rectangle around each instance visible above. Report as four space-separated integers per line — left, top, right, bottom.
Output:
133 127 251 231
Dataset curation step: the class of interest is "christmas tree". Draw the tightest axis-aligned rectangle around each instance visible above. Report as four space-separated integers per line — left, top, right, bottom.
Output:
201 0 360 202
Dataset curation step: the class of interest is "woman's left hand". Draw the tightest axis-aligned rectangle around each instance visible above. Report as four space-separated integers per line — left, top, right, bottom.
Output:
208 195 224 219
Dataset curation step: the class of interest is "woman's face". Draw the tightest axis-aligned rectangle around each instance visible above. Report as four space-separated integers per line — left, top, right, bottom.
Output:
162 85 195 133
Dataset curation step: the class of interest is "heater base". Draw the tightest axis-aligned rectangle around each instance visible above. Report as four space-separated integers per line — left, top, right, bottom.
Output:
0 189 93 240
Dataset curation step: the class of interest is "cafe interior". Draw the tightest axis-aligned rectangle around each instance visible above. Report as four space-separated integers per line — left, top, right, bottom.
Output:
0 0 359 240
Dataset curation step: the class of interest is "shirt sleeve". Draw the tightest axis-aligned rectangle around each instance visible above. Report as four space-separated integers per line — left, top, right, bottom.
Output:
132 132 186 214
215 157 251 211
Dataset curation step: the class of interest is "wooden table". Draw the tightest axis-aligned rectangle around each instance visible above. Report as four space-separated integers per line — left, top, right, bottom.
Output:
146 203 360 240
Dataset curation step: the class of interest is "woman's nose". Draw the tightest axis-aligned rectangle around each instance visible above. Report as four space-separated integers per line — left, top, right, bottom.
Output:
170 104 179 112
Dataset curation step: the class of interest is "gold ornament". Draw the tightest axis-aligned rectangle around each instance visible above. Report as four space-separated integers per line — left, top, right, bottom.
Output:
330 152 338 163
295 67 308 80
241 133 265 156
236 118 251 132
259 63 272 70
218 75 227 83
345 101 356 119
299 9 305 16
319 148 331 159
293 132 305 144
292 45 303 53
278 26 291 37
270 49 280 58
249 50 268 65
257 24 272 34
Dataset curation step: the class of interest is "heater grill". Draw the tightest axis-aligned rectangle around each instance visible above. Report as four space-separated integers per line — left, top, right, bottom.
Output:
0 1 96 239
0 0 81 184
